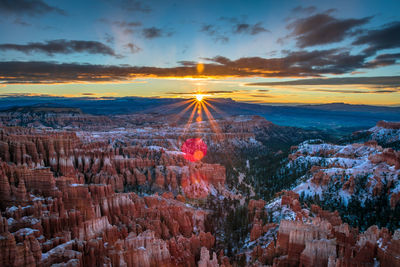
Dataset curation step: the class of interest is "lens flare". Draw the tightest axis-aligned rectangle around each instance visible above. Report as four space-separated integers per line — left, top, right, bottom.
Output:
181 138 207 162
196 62 204 74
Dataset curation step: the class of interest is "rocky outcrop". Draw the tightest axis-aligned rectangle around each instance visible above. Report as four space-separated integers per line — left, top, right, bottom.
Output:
0 179 216 266
299 239 336 267
0 141 216 267
369 148 400 169
0 120 231 266
1 110 399 267
290 139 400 220
378 230 400 266
0 127 226 198
248 190 400 267
198 247 219 267
377 121 400 129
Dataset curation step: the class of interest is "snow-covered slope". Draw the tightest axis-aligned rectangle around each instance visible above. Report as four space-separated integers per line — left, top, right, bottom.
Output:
290 140 400 207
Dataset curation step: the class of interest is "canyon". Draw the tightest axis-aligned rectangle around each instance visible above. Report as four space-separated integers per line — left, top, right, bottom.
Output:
0 108 399 266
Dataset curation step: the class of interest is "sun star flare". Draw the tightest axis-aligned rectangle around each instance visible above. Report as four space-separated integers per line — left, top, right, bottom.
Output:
195 94 205 102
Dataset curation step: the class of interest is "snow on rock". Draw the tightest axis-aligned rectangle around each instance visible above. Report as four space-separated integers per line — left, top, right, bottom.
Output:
289 139 400 207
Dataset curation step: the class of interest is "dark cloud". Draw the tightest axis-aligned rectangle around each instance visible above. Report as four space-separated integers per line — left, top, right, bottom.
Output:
0 49 399 84
141 27 173 39
99 19 141 36
121 0 151 13
142 27 162 38
13 18 31 26
104 33 115 44
310 88 398 94
81 93 95 96
248 94 275 98
233 22 270 35
207 90 236 94
100 18 142 28
291 6 317 14
250 23 270 35
205 49 367 76
124 43 141 53
0 0 66 16
200 24 229 43
220 17 270 35
201 24 217 36
215 36 229 43
114 21 141 27
100 19 172 39
200 17 269 44
364 53 400 68
352 21 400 55
246 76 400 87
286 12 371 47
374 90 400 93
177 61 197 67
0 40 120 57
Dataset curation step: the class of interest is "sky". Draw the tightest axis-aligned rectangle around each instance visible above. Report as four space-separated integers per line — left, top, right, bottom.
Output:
0 0 400 105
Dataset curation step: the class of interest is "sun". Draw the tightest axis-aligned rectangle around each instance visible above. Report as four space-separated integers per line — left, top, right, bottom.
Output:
195 94 204 102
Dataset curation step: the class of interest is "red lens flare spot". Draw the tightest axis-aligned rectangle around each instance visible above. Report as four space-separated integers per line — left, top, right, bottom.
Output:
193 150 204 161
181 138 207 162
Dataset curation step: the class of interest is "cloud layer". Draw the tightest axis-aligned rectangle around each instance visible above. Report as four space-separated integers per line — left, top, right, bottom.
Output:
286 11 370 47
246 76 400 94
0 40 120 57
0 46 399 84
0 0 66 16
0 47 393 85
200 16 269 43
246 76 400 87
353 21 400 55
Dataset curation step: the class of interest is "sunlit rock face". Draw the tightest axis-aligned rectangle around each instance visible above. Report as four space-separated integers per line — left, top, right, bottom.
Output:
0 120 224 266
0 126 226 199
0 165 216 266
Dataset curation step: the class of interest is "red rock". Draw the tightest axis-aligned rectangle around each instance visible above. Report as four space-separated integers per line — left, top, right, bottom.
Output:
250 220 263 241
299 239 336 267
342 176 355 194
376 120 400 129
176 194 186 202
311 170 331 186
198 247 219 267
378 230 400 266
248 199 266 214
390 192 400 208
369 148 400 169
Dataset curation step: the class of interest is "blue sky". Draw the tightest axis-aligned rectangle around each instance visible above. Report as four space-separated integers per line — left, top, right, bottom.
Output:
0 0 399 105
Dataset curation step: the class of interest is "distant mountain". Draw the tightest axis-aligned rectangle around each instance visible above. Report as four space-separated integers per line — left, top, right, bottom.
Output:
0 96 399 134
300 102 400 113
2 103 83 114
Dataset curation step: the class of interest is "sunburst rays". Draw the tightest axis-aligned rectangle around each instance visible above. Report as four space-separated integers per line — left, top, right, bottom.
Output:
168 93 225 143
